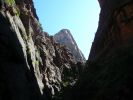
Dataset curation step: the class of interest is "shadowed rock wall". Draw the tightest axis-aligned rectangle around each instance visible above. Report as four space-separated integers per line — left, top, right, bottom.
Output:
63 0 133 100
0 0 82 100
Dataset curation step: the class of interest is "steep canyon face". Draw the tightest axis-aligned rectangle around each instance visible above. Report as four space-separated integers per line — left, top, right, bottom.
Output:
0 0 133 100
65 0 133 100
54 29 86 63
0 0 84 100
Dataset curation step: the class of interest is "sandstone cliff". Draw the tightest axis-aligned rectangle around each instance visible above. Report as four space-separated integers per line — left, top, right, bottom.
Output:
64 0 133 100
54 29 86 63
1 0 133 100
0 0 82 100
89 0 133 61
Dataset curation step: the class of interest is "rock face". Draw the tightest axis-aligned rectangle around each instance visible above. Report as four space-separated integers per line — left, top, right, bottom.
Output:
0 0 81 100
64 0 133 100
1 0 133 100
89 0 133 61
98 0 106 8
54 29 86 63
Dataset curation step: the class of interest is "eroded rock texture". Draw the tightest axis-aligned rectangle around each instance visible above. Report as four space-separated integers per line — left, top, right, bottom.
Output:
54 29 86 63
0 0 82 100
89 0 133 61
64 0 133 100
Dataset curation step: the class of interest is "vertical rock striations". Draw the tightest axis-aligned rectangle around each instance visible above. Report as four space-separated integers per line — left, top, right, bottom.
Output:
2 0 133 100
0 0 82 100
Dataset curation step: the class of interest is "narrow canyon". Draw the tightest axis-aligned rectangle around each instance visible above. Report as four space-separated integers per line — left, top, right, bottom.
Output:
0 0 133 100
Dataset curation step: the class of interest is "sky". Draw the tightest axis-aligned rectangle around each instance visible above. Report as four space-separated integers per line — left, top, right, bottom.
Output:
33 0 100 59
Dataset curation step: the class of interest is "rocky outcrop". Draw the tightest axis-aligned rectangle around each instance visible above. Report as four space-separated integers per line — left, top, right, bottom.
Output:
63 0 133 100
2 0 133 100
98 0 106 8
54 29 86 63
89 0 133 61
0 0 81 100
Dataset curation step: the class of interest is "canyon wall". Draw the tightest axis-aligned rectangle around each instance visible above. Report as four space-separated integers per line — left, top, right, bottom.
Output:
89 0 133 61
0 0 83 100
64 0 133 100
1 0 133 100
54 29 86 63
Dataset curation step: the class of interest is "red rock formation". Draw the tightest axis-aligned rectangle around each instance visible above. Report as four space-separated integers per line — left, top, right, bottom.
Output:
89 0 133 61
0 0 81 100
63 0 133 100
115 3 133 41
